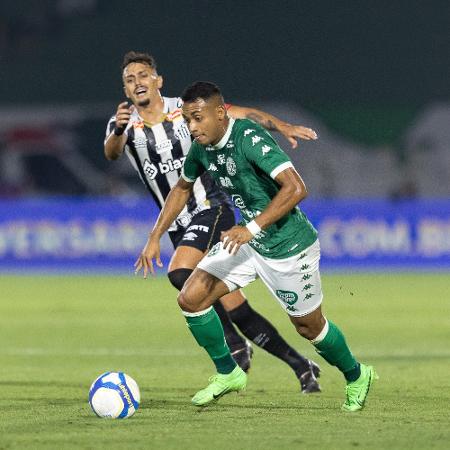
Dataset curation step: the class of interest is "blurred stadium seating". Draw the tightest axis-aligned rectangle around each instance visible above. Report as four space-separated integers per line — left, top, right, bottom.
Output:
0 1 448 271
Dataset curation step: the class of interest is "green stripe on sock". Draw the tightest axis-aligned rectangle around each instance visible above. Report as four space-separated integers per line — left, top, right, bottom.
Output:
185 308 237 374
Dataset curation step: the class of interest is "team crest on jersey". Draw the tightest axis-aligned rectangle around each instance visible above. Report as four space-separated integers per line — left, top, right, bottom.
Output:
226 157 236 176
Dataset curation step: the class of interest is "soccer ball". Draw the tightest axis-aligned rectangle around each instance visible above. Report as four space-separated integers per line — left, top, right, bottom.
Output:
88 371 140 419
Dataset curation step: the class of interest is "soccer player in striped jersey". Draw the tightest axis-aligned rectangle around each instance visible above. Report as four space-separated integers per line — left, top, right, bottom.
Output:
104 51 320 393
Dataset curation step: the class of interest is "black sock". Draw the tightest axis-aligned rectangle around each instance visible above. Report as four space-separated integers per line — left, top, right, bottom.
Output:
213 300 246 349
229 300 310 376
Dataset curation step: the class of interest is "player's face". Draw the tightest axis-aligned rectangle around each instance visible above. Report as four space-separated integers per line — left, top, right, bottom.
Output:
182 99 226 146
122 63 162 107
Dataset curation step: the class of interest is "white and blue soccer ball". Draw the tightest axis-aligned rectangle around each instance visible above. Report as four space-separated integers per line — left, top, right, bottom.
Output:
89 371 140 419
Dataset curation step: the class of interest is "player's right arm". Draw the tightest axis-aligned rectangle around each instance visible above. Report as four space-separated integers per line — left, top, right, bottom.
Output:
104 102 134 160
135 145 204 278
134 178 194 278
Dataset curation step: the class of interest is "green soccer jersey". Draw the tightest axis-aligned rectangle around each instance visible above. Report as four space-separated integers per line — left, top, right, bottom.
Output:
182 118 317 258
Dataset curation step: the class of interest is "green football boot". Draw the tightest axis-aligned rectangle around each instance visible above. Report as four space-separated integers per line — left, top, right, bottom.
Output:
342 363 378 412
191 365 247 406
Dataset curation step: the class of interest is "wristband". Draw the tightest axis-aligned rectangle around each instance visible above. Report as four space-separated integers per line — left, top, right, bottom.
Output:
246 220 261 236
113 126 126 136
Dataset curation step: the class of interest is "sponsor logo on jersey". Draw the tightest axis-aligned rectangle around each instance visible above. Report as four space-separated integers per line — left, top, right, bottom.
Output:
226 157 236 176
252 136 262 146
262 145 271 155
143 160 158 179
155 139 173 154
244 129 255 136
276 290 299 306
142 157 186 180
249 238 268 249
217 154 226 165
219 176 234 188
208 163 218 171
242 209 261 219
231 194 246 209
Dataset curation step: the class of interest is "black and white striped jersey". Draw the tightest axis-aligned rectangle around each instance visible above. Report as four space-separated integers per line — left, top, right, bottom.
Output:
106 96 232 231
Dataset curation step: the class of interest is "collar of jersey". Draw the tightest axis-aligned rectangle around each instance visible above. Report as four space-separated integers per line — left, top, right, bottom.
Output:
208 118 235 150
134 97 171 125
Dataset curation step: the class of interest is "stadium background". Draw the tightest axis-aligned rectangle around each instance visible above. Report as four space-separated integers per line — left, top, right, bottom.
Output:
1 2 449 449
1 0 449 271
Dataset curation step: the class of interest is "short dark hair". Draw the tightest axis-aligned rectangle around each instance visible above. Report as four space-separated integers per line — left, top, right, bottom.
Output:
122 51 157 71
181 81 223 104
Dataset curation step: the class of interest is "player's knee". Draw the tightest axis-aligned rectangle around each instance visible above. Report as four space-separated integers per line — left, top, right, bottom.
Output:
294 325 316 340
291 318 323 340
177 289 200 313
168 268 193 291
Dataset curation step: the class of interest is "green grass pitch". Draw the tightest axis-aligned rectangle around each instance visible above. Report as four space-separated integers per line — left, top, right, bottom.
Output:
0 273 449 449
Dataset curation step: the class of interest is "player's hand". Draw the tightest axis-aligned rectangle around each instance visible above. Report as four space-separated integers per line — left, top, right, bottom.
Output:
134 235 163 279
115 101 134 129
220 226 253 255
278 123 318 148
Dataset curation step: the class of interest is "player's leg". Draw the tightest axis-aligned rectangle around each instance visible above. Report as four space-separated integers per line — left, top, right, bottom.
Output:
209 205 319 382
212 298 253 372
221 289 321 393
166 209 250 370
255 239 376 411
289 307 377 411
179 243 257 406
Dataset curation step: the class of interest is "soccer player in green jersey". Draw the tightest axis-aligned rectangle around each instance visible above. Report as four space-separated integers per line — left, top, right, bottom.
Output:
135 81 377 411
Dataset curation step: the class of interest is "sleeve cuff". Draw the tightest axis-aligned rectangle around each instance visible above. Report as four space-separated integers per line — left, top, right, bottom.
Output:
270 161 294 179
181 169 196 183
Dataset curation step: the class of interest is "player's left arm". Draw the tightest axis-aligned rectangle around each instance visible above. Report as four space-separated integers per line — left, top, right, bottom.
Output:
227 105 317 148
221 167 307 254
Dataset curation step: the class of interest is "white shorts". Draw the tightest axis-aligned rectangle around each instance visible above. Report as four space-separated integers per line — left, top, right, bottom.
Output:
197 239 323 317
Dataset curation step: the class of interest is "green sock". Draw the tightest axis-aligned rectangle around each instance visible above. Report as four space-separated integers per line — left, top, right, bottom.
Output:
185 307 237 374
313 320 361 382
